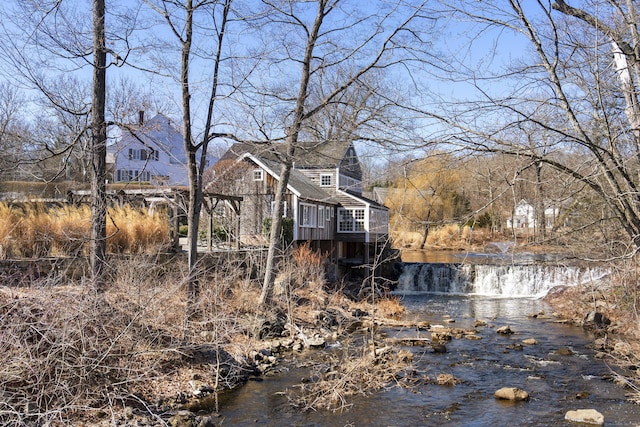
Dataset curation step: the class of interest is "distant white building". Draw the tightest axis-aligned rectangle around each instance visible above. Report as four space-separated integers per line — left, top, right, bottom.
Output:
108 112 188 186
506 199 563 230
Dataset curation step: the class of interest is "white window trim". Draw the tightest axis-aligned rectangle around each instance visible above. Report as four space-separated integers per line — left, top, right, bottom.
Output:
300 203 317 228
337 208 366 233
253 169 264 181
318 206 325 228
320 173 333 187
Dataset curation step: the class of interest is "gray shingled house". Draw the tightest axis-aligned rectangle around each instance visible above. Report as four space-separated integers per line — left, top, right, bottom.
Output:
215 140 389 269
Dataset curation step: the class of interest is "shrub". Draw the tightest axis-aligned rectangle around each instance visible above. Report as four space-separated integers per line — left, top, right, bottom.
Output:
262 217 294 247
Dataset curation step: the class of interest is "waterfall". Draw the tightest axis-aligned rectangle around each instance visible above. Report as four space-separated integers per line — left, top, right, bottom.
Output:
395 262 608 297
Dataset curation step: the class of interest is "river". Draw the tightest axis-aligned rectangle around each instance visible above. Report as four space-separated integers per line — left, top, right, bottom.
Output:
216 293 640 426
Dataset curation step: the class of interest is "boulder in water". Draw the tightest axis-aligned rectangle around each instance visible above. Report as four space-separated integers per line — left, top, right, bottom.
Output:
494 387 529 401
522 338 538 345
496 325 513 335
555 347 575 356
564 409 604 425
431 342 447 353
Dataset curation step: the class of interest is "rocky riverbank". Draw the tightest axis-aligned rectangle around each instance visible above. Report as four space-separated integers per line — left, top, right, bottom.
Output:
544 282 640 404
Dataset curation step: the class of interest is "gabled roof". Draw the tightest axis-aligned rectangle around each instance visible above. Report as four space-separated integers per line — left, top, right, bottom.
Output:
338 188 389 210
221 140 353 169
241 153 337 205
112 113 185 162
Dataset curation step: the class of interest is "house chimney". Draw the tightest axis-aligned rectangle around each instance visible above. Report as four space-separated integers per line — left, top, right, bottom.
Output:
138 110 144 125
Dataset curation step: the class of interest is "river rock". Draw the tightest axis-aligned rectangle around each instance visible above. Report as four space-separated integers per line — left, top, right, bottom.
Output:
474 319 487 327
555 347 575 356
496 325 513 335
583 311 610 330
304 335 326 348
168 410 195 427
564 409 604 425
522 338 538 345
431 342 447 353
494 387 529 401
188 379 213 397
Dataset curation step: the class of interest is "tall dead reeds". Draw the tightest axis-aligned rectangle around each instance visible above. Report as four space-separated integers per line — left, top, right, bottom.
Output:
0 202 170 259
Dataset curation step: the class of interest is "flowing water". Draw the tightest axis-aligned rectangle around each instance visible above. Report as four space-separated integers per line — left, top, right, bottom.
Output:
216 253 640 426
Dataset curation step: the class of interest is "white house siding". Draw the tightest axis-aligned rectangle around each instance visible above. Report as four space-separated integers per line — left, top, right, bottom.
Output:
110 114 189 186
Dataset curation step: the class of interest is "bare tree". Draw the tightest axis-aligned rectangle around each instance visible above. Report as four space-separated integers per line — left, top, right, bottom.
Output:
396 0 640 255
0 83 31 181
0 0 139 285
143 0 234 313
90 0 108 289
248 0 429 305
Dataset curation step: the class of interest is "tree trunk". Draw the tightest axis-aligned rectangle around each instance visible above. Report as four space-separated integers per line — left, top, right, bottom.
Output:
258 1 327 307
90 0 107 291
180 0 202 317
258 161 292 306
534 160 546 241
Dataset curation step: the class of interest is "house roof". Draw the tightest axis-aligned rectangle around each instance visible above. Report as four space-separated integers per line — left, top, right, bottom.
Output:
222 140 353 169
242 154 337 205
111 113 185 162
338 189 389 210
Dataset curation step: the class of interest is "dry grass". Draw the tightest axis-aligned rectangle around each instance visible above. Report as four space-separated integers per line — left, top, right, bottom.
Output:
50 205 91 256
373 296 405 318
287 341 412 412
0 255 262 425
0 202 170 259
392 225 494 250
272 243 330 324
107 206 170 254
390 231 423 248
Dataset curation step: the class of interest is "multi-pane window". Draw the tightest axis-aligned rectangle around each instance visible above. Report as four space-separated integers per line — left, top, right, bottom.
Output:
338 209 352 232
320 174 333 187
300 203 317 227
128 148 159 161
354 209 365 231
318 206 325 228
116 169 151 182
253 169 264 181
338 208 366 232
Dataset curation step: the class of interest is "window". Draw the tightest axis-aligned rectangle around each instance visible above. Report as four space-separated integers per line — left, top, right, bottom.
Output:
127 148 158 161
150 149 159 161
338 209 353 232
354 209 365 231
300 203 317 227
318 206 325 228
320 174 333 187
338 208 366 233
116 169 150 182
253 169 264 181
